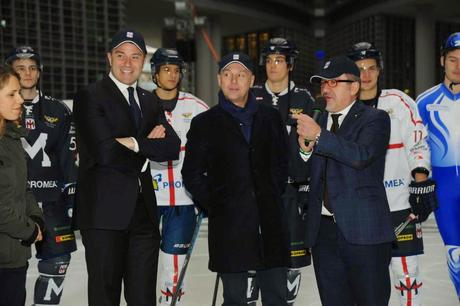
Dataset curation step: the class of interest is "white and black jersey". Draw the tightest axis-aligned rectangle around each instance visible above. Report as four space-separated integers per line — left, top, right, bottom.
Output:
21 94 77 202
252 81 314 183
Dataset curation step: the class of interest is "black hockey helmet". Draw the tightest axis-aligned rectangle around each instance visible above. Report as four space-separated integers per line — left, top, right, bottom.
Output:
5 45 42 69
347 41 383 69
150 48 186 78
259 37 299 66
441 32 460 56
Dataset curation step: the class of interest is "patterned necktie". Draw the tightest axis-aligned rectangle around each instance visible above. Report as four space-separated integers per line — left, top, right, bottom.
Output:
127 86 142 130
323 113 342 213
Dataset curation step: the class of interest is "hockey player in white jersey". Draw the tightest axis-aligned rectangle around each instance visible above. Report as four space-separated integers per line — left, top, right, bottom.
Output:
348 42 437 306
149 48 208 305
417 32 460 300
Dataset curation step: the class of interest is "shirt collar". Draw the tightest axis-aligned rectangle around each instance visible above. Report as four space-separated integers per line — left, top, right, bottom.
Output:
109 72 137 93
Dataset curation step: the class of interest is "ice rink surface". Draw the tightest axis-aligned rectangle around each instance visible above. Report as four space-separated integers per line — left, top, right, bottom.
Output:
25 218 458 305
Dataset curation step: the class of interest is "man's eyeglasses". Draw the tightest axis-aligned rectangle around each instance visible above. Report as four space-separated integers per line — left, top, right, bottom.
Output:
320 79 355 88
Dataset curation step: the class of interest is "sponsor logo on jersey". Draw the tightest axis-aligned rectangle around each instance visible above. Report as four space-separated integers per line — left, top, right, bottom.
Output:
160 180 184 189
289 108 303 115
181 112 192 119
28 180 59 189
291 249 307 257
427 104 449 112
55 234 75 243
397 234 413 242
384 178 406 189
25 118 36 130
44 115 59 128
153 173 162 191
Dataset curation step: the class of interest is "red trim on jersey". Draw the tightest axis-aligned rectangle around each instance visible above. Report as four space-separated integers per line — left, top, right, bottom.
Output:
388 143 404 149
168 161 176 206
180 146 186 151
178 96 209 110
380 93 423 125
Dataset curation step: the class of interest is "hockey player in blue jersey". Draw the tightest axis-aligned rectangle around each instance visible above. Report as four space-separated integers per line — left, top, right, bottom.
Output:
5 46 77 306
252 37 314 305
417 32 460 300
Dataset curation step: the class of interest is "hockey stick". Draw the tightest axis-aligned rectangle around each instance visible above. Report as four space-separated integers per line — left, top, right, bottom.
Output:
394 213 417 236
211 273 220 306
170 211 204 306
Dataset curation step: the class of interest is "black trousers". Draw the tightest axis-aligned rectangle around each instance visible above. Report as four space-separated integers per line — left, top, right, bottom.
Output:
221 267 288 306
81 197 160 306
312 216 392 306
0 265 27 306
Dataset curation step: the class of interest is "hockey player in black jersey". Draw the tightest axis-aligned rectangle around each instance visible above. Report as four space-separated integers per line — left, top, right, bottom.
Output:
251 37 314 305
6 46 77 306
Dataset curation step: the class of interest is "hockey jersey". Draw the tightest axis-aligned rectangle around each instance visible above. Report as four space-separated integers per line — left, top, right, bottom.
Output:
252 81 314 183
150 91 209 206
21 94 77 202
374 89 431 212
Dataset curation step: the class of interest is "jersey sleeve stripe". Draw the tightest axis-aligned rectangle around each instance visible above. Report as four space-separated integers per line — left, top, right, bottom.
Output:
380 93 418 125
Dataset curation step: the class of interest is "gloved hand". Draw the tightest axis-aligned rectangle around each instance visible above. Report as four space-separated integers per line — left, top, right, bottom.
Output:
409 179 439 222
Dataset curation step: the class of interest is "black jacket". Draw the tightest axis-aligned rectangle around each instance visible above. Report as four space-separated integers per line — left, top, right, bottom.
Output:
73 76 180 230
182 94 289 273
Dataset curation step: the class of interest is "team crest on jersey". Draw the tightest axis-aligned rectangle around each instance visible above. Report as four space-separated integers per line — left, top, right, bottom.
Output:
25 118 35 130
427 104 449 112
23 104 34 116
416 223 422 239
289 108 303 115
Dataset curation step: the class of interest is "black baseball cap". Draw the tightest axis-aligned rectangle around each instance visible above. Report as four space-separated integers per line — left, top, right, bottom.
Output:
109 29 147 54
310 56 360 83
218 52 254 74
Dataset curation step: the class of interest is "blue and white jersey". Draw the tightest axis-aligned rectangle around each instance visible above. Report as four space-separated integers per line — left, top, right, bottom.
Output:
417 83 460 170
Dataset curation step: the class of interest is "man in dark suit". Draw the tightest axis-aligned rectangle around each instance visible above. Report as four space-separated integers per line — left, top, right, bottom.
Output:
292 56 394 306
182 52 290 305
73 29 180 306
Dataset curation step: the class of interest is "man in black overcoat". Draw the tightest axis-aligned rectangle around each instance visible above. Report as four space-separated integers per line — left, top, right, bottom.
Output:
182 52 289 305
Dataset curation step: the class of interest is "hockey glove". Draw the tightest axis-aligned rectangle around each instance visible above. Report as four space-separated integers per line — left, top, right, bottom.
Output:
409 179 439 222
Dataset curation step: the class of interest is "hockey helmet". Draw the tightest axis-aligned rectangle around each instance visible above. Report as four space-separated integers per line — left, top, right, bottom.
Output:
259 37 299 66
150 48 186 78
441 32 460 56
347 41 383 69
5 46 42 69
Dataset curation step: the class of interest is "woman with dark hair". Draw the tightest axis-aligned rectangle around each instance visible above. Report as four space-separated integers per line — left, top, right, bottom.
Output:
0 66 44 306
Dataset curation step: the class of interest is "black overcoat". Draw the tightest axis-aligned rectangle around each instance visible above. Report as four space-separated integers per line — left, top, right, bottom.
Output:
182 101 289 273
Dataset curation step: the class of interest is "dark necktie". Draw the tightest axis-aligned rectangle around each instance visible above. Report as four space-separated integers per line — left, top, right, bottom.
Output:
127 86 142 130
323 113 342 213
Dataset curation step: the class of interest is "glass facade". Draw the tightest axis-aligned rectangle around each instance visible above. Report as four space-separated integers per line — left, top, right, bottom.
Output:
0 0 125 99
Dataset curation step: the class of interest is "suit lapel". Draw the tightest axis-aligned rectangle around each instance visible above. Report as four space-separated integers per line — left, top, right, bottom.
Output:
102 77 138 130
336 101 364 135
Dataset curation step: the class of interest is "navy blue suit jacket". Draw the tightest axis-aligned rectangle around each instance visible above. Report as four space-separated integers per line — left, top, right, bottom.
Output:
306 101 395 246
